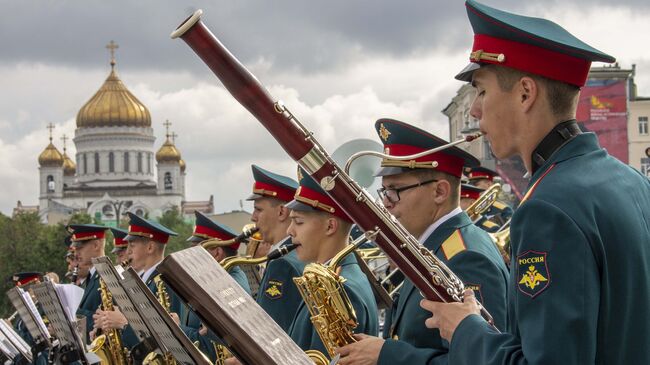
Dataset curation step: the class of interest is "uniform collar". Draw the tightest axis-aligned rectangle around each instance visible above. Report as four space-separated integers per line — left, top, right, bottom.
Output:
141 260 163 283
419 207 463 243
421 210 473 253
530 132 601 185
530 120 582 175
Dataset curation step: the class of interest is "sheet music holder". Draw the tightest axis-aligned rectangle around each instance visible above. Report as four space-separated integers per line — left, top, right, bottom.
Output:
31 281 97 365
6 287 51 349
158 246 313 365
92 256 210 365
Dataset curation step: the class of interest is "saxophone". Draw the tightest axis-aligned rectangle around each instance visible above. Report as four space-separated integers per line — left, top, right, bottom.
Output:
142 276 176 365
89 279 131 365
293 235 370 360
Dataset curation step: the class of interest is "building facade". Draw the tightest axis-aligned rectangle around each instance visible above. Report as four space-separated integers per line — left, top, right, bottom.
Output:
32 50 202 225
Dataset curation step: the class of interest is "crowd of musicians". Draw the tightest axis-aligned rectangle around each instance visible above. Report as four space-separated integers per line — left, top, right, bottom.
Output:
4 1 650 364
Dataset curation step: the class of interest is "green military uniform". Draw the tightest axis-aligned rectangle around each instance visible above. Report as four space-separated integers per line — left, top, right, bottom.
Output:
247 164 305 333
449 1 650 364
378 211 508 365
369 119 508 364
256 238 305 332
288 253 379 355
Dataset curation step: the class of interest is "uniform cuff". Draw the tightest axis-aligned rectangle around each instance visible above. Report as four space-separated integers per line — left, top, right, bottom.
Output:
449 314 490 355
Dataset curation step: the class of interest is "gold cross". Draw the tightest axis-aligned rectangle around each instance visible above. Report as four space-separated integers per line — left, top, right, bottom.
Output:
163 119 172 139
106 40 119 67
170 132 178 144
46 123 55 142
60 134 68 151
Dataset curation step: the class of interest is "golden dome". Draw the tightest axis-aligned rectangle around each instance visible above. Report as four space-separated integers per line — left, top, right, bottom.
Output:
179 158 186 172
76 66 151 128
156 138 181 163
38 142 64 167
62 152 76 176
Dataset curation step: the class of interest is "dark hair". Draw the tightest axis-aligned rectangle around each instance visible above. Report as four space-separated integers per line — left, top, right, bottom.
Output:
222 246 238 257
488 65 580 119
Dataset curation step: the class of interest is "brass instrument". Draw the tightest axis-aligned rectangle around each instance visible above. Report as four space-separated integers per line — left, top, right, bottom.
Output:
219 243 298 271
465 183 502 222
201 224 259 250
89 279 131 365
142 276 176 365
293 234 372 360
490 220 511 267
242 223 263 257
463 183 511 266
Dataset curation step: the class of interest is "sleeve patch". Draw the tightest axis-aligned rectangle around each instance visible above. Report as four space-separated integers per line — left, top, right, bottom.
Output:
264 279 283 299
441 229 467 260
516 250 550 298
464 283 483 303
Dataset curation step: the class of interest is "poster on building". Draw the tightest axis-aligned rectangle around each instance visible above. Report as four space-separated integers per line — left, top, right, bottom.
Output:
576 78 629 163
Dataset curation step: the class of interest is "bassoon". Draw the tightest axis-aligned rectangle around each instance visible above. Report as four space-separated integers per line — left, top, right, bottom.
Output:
171 10 496 327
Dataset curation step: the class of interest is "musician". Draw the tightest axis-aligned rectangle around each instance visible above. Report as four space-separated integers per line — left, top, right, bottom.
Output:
94 213 182 349
68 224 108 342
460 183 500 232
182 211 251 362
421 1 650 364
247 164 305 333
466 166 513 224
337 118 508 365
10 272 48 365
286 167 379 354
109 227 130 265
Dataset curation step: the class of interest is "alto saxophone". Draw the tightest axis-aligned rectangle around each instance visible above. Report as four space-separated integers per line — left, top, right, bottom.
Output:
464 184 511 265
89 279 131 365
293 234 371 360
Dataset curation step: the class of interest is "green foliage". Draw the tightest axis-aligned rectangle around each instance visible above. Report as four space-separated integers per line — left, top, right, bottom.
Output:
157 207 193 255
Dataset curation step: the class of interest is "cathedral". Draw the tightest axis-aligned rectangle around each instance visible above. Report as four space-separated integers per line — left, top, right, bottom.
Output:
31 43 210 225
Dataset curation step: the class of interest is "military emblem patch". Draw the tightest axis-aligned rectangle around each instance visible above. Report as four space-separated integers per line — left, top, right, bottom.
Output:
264 280 283 299
464 283 483 303
517 250 550 298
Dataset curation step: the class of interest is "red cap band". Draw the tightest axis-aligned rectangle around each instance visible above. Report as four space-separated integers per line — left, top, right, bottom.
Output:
468 171 494 181
71 230 106 242
253 181 295 202
471 34 591 87
383 144 465 178
461 189 482 200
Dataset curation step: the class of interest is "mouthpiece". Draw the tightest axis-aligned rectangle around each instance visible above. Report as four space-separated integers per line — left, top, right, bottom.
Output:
465 132 483 142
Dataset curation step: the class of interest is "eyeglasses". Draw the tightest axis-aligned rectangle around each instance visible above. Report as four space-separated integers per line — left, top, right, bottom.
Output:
377 178 439 203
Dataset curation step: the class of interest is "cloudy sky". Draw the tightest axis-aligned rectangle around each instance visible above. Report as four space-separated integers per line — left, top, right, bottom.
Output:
1 0 648 216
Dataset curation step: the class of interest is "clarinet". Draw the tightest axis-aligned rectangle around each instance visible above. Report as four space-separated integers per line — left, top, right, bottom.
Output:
171 10 496 328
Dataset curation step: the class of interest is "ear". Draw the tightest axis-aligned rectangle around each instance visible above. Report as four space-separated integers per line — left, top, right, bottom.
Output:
277 205 289 222
518 76 539 113
433 179 451 205
325 217 339 237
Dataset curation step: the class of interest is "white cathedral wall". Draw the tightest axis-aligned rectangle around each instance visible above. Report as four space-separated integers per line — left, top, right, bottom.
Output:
74 125 156 184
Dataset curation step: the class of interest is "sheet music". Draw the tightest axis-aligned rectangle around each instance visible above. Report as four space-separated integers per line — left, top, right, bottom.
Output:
20 288 50 339
0 320 32 362
53 284 84 323
0 328 18 360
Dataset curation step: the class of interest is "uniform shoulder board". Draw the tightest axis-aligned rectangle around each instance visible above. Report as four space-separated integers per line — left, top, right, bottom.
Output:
492 201 507 210
441 229 467 260
481 220 499 229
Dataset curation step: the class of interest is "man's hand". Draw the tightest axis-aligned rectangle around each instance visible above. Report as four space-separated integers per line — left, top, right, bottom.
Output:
199 325 207 336
94 308 128 331
336 334 384 365
224 357 241 365
420 288 480 341
169 312 180 326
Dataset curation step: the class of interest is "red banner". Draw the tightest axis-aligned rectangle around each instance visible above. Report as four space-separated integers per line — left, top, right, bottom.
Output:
576 79 628 163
